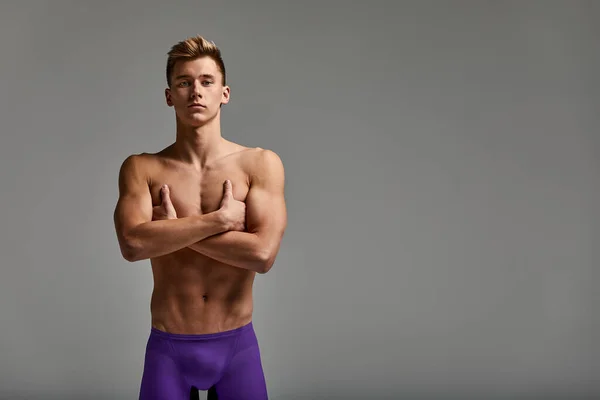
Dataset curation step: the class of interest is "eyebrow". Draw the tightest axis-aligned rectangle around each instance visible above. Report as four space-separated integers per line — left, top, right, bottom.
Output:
174 74 216 81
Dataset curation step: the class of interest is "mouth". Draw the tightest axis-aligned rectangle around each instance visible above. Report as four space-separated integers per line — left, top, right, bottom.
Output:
188 104 206 109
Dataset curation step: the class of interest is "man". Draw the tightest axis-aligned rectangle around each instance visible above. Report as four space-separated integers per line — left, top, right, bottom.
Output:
113 35 287 400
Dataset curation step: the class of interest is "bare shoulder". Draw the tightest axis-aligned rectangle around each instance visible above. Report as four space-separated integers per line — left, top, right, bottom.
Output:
117 152 164 189
240 146 282 165
244 147 285 186
118 152 155 178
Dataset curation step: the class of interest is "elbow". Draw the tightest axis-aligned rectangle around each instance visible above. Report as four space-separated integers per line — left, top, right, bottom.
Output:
121 244 140 262
257 260 274 274
255 248 276 274
122 249 140 263
255 237 283 274
119 235 144 262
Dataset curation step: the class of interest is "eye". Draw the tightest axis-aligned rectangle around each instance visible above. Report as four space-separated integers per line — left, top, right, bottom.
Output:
202 81 213 86
178 81 190 87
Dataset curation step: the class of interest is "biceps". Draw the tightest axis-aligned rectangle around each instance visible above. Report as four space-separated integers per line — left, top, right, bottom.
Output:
114 192 152 238
114 155 153 237
245 187 287 238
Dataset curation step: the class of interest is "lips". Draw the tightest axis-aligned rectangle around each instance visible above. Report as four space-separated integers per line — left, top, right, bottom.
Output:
188 104 206 108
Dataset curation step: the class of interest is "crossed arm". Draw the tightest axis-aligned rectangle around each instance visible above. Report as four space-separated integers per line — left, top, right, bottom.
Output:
187 149 287 273
113 150 287 274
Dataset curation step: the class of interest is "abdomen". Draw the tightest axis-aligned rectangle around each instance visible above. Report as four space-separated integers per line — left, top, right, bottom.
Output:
148 248 255 334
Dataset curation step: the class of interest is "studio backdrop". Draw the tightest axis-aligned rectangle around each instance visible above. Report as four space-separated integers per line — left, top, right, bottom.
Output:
0 1 597 399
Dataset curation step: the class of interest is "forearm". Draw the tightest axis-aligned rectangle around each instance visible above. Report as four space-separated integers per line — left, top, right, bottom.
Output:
187 231 273 273
121 211 227 262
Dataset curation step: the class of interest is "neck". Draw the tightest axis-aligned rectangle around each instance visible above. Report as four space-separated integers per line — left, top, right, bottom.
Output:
172 114 225 169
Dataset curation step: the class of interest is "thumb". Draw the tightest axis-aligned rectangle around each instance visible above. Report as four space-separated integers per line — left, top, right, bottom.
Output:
161 184 172 204
223 179 233 198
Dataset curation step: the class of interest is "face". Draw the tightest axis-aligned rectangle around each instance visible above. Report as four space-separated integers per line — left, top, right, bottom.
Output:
165 57 230 127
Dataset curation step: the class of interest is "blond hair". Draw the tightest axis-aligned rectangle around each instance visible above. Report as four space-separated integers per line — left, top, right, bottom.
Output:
166 35 226 87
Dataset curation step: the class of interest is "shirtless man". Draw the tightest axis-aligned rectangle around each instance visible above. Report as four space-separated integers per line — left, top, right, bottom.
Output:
113 35 287 400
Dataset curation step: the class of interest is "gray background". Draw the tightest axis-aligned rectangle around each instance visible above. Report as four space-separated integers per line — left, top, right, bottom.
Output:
0 1 597 399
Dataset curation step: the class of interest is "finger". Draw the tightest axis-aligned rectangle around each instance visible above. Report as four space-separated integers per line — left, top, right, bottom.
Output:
161 184 171 203
223 180 233 198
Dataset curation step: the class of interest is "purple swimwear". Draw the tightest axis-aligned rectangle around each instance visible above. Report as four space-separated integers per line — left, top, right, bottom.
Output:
139 321 268 399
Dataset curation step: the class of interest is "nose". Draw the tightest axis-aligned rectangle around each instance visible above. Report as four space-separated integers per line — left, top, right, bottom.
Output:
191 81 203 99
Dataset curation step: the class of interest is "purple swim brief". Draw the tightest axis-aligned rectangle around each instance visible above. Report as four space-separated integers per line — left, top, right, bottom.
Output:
139 321 268 399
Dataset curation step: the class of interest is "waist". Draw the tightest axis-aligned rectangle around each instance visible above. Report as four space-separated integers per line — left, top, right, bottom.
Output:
150 320 254 341
150 285 253 310
150 288 253 334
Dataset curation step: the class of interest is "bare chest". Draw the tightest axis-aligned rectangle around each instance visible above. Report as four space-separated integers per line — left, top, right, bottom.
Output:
148 161 250 217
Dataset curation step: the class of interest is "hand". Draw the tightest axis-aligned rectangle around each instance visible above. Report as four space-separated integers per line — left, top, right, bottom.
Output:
152 184 177 221
219 180 246 231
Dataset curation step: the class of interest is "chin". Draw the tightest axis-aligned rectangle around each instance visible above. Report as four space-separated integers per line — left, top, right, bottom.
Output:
176 112 207 126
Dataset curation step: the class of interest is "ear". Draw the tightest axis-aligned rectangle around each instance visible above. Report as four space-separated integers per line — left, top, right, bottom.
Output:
221 86 231 105
165 87 173 107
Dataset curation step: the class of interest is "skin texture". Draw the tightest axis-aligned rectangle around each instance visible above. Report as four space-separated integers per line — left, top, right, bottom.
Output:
113 56 287 334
